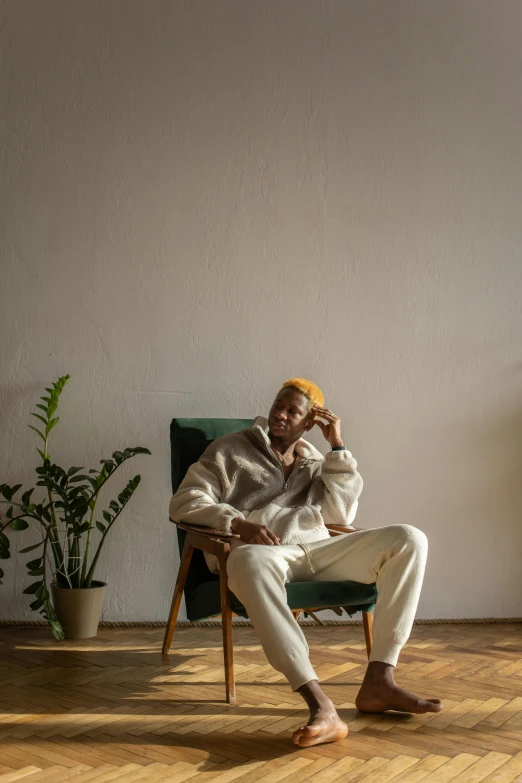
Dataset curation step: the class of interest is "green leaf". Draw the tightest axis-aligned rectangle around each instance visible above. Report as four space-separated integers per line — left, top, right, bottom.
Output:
45 417 59 435
102 511 112 524
2 484 22 502
28 567 44 576
43 598 59 621
28 425 46 442
36 584 49 600
31 413 48 425
9 519 29 530
21 489 34 506
35 404 48 413
67 467 84 477
109 501 119 513
23 581 42 594
27 557 42 569
0 549 10 560
96 521 106 533
30 597 44 610
69 475 90 483
132 447 151 455
19 542 43 553
50 620 65 641
0 531 9 546
6 506 13 519
40 396 52 404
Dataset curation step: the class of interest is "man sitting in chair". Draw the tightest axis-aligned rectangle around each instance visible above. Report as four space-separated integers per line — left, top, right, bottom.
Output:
169 378 442 747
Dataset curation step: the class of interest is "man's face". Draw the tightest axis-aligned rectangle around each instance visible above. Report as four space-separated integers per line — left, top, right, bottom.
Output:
268 387 314 440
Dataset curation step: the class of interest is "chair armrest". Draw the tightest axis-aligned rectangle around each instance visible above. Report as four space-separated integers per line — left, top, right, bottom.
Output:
172 518 239 538
326 524 361 535
170 517 240 558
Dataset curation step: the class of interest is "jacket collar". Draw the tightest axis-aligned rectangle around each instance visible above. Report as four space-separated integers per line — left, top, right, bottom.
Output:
251 416 323 463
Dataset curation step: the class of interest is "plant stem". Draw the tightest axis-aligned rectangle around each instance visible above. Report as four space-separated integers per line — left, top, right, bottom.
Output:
80 500 97 586
42 430 66 582
83 496 127 587
0 509 50 533
83 530 106 588
47 489 66 585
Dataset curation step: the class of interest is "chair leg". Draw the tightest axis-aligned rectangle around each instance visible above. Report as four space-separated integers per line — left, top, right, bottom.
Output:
218 555 236 705
363 610 373 658
162 538 194 654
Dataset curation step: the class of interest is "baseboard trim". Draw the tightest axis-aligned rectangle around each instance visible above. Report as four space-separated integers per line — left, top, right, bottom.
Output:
1 617 521 627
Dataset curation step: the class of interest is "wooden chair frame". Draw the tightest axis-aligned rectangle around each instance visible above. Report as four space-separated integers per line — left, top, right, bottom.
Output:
162 520 374 704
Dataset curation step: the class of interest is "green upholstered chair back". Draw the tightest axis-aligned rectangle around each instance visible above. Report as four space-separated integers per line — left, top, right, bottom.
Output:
170 418 252 604
170 419 252 495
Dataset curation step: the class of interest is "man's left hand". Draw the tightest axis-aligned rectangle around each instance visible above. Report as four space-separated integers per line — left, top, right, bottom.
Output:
312 406 344 449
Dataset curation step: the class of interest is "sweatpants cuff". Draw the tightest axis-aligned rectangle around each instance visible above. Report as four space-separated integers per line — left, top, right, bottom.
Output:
288 663 319 692
369 640 402 668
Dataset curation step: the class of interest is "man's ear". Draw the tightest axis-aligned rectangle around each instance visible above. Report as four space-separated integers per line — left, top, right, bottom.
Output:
304 417 316 432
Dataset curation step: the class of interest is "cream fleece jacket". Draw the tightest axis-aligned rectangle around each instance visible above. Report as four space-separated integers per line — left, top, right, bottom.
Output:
169 417 363 572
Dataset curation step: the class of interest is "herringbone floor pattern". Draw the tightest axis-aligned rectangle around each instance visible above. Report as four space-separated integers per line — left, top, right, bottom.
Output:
1 623 522 782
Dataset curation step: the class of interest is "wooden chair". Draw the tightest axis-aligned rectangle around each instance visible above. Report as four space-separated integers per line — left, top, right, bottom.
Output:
163 418 377 703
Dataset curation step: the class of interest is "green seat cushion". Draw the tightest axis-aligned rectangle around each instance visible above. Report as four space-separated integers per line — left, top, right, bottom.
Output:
286 580 377 613
185 578 377 622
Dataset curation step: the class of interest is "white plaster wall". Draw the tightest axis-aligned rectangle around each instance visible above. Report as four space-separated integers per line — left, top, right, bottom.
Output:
1 0 521 622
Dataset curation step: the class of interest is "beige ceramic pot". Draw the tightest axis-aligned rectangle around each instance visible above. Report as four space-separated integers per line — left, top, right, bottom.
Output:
50 580 106 639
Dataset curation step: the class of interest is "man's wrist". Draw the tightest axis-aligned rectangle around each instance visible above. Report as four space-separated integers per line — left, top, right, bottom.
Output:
330 441 345 450
231 518 242 534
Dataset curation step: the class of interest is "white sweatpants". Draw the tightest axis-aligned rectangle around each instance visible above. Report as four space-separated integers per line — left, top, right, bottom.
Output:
226 525 428 691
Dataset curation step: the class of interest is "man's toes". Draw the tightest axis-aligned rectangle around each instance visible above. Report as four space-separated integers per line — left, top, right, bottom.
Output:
291 726 307 745
295 724 321 741
297 734 321 748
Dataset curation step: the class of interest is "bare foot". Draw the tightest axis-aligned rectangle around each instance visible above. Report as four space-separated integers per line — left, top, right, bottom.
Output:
294 680 348 747
292 707 348 747
356 661 443 714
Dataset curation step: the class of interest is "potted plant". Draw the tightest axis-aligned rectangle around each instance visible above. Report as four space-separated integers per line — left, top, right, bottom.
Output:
0 375 150 640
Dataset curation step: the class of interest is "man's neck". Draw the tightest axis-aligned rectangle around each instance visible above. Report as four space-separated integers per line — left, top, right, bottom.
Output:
269 434 299 460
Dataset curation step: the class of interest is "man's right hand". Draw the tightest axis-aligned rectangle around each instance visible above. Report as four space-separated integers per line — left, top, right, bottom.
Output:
231 518 280 545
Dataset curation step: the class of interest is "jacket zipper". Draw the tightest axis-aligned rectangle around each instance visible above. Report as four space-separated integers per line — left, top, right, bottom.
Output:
273 452 308 491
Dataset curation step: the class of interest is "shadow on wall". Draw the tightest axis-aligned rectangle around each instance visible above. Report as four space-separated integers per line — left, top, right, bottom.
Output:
466 405 522 607
473 407 522 514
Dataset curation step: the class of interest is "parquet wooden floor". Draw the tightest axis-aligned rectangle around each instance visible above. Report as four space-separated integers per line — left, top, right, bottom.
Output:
1 623 522 783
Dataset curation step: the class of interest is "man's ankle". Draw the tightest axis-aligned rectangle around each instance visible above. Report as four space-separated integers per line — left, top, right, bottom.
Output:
297 680 334 711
